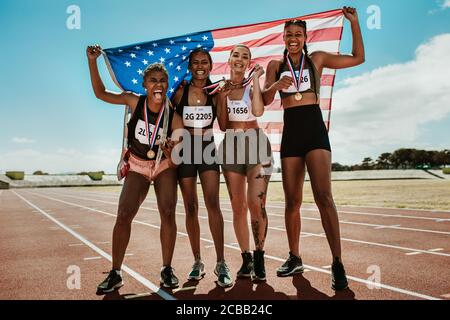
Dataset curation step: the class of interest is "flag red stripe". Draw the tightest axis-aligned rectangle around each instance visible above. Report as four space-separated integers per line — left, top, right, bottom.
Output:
210 27 342 52
211 9 343 39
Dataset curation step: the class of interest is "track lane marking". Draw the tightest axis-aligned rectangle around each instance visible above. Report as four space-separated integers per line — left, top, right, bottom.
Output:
25 190 442 300
50 189 450 221
13 191 176 301
49 190 450 235
42 191 450 257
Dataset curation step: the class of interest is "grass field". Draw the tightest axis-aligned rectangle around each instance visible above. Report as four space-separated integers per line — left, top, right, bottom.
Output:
79 179 450 211
264 180 450 210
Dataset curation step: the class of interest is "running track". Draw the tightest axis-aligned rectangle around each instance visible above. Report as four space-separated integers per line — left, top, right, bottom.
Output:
0 187 449 300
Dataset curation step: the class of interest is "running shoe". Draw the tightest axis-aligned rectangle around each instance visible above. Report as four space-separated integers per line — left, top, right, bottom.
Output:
96 270 123 295
276 252 304 277
214 261 233 288
188 260 206 280
160 266 179 288
236 252 253 278
331 257 349 291
251 250 266 282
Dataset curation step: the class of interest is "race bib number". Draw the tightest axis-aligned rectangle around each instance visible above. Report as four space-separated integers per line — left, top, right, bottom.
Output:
135 119 164 145
183 106 213 128
280 69 311 93
227 100 252 122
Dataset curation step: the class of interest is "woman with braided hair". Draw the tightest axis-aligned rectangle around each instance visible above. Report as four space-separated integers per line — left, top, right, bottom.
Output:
262 7 365 290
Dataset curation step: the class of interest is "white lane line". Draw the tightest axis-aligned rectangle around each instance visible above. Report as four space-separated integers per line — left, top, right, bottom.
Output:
322 265 331 269
27 191 442 300
38 191 450 257
13 191 176 301
125 253 134 256
69 243 84 247
84 256 102 261
374 224 401 230
48 191 450 236
97 241 110 245
441 293 450 299
52 189 450 222
405 252 422 256
57 189 450 214
205 245 215 249
124 292 152 299
427 248 443 252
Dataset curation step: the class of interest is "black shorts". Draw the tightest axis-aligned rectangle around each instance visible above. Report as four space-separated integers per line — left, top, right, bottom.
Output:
280 104 331 159
177 135 220 179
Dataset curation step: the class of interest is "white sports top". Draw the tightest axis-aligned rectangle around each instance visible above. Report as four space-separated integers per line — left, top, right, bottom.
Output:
226 85 257 122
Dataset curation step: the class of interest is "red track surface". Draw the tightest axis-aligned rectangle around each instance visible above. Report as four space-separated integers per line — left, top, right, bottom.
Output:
0 187 449 300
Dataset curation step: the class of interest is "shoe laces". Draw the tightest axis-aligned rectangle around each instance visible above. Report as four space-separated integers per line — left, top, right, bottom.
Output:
103 270 118 279
217 262 230 275
163 266 175 277
192 260 203 270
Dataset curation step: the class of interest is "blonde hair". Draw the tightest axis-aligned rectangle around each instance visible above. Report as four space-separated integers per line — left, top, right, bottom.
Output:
230 44 252 59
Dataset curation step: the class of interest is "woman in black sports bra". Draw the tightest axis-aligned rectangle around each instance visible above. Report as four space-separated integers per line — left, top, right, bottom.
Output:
263 7 365 291
172 48 232 288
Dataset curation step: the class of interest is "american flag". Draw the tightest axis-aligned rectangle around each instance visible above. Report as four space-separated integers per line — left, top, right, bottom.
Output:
103 9 344 152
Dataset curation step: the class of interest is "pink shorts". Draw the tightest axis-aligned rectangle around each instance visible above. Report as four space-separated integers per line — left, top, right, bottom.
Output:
128 153 171 182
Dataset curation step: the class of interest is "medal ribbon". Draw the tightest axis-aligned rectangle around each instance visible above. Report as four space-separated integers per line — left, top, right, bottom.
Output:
203 66 256 95
144 97 165 152
286 52 305 93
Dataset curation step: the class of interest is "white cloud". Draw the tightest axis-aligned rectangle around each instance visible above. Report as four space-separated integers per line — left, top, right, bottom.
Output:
0 148 121 174
329 33 450 164
12 137 35 144
442 0 450 9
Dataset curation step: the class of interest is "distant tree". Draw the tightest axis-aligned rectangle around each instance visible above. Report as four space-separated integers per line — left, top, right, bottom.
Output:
376 153 392 169
391 148 415 169
361 157 374 170
33 170 49 175
332 163 350 171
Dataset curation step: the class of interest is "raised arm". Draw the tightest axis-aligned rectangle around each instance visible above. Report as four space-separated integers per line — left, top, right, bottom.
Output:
87 45 139 111
310 7 365 71
250 64 265 117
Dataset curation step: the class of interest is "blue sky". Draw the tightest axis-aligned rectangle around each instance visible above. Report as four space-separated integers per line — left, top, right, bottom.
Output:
1 0 449 173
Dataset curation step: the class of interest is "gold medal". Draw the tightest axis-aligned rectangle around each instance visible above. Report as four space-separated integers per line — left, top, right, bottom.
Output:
295 92 303 101
147 150 155 159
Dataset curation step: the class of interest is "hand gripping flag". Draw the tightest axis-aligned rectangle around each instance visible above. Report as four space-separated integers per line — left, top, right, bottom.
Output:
102 9 344 155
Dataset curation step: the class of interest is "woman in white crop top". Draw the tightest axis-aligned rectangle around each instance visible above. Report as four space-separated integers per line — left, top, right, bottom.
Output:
216 44 273 282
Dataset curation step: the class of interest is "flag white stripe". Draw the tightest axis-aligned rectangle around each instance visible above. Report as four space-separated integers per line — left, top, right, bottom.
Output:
210 41 340 63
213 16 343 48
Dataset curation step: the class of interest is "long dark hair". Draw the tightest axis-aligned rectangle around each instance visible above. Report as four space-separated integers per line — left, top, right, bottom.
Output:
188 47 213 86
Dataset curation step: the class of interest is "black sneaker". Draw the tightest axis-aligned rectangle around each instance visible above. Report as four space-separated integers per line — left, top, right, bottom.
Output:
236 252 253 278
96 270 123 295
160 266 179 288
251 250 266 282
331 257 349 291
276 252 304 277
